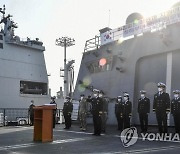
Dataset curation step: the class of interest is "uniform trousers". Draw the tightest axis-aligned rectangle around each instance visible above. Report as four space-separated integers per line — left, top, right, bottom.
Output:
173 113 180 134
123 114 130 129
139 113 148 132
101 112 108 132
79 112 87 129
156 112 167 133
116 113 123 130
64 113 72 129
93 113 102 135
30 114 34 126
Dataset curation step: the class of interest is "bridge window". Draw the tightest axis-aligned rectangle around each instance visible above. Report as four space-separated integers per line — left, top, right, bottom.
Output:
86 56 113 73
20 81 47 95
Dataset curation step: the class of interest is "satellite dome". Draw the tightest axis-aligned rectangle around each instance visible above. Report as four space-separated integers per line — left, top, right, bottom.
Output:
172 2 180 8
126 12 143 25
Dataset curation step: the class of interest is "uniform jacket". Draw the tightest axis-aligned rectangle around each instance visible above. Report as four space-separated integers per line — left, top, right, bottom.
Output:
102 98 108 113
79 98 88 113
138 97 150 114
153 92 170 113
123 100 132 115
171 97 180 115
63 101 73 115
91 97 103 115
115 100 124 115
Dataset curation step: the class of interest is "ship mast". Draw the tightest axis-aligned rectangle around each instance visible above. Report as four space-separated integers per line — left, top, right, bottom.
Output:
55 36 75 98
0 5 17 40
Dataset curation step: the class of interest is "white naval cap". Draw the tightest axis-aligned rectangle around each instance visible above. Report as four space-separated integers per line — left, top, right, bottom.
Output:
157 82 166 88
123 92 129 97
173 90 180 94
140 90 146 94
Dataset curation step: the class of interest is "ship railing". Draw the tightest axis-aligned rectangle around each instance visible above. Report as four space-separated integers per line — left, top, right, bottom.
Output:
84 35 100 52
0 108 63 127
5 36 45 50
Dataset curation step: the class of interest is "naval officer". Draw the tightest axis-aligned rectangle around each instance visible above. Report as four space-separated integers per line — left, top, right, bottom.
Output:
91 89 103 136
115 96 124 130
153 82 170 134
122 92 132 129
99 91 108 133
63 96 73 129
171 90 180 134
138 90 150 133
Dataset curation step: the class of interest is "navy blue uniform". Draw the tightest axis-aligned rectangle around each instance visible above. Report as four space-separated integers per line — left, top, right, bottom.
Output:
115 100 124 130
63 100 73 129
91 97 103 135
171 97 180 134
122 100 132 129
153 92 170 133
138 97 150 132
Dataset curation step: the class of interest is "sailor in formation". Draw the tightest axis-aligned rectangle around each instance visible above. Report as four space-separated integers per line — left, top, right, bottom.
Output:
50 96 57 128
75 82 179 134
171 90 180 134
63 96 73 129
153 82 170 134
122 92 132 129
99 91 108 133
115 96 124 130
138 90 150 133
91 89 103 136
78 94 88 131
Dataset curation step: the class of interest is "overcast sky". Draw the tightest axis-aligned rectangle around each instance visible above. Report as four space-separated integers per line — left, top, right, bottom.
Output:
0 0 179 96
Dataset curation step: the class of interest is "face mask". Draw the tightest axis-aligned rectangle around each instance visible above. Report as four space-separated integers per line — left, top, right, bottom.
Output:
174 94 179 98
94 94 97 97
158 87 163 92
124 97 128 101
80 97 83 100
99 94 102 98
140 94 145 98
117 99 121 102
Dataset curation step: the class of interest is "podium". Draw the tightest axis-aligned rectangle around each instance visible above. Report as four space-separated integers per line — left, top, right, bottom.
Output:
33 105 56 142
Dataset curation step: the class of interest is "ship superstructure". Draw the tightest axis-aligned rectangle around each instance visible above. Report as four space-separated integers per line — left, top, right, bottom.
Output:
0 5 50 108
73 3 180 125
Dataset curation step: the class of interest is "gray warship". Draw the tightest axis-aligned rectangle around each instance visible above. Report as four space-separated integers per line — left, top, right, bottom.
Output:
73 3 180 126
0 5 50 124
